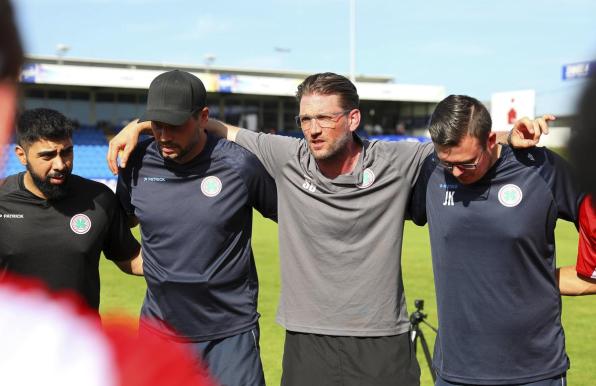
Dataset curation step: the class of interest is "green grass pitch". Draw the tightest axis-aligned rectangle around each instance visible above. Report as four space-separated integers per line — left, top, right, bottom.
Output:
99 213 595 385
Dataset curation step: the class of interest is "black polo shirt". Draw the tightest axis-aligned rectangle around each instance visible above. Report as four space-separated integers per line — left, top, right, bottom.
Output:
0 173 140 310
116 134 277 342
410 145 581 384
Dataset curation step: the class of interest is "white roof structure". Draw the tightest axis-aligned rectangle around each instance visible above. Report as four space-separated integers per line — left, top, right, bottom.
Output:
22 55 446 103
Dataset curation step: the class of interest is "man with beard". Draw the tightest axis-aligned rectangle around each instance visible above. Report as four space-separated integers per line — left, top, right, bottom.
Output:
114 70 277 386
0 108 142 311
108 72 548 386
0 6 215 385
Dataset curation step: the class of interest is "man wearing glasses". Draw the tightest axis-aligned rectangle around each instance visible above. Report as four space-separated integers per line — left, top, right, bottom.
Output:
109 73 546 386
409 95 580 386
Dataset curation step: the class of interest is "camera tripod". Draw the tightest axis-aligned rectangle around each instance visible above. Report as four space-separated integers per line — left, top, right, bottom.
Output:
410 299 437 383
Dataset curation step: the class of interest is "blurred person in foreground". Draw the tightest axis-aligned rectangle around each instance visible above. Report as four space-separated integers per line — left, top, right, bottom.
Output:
557 74 596 294
0 2 213 385
108 72 548 386
0 0 22 156
410 95 581 385
0 273 216 386
0 108 143 311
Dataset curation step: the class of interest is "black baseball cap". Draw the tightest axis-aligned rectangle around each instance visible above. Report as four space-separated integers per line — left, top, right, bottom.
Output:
140 70 207 126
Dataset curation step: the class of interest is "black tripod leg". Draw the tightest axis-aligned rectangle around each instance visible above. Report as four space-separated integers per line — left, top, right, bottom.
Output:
416 330 436 383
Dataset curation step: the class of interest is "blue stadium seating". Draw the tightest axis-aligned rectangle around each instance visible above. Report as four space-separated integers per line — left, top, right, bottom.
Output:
0 128 114 180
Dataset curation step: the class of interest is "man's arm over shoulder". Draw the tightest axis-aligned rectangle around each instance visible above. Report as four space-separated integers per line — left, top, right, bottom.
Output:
232 145 278 222
496 114 555 148
407 152 435 226
206 118 240 142
381 140 434 188
235 129 300 179
209 118 299 179
531 147 582 223
107 119 152 174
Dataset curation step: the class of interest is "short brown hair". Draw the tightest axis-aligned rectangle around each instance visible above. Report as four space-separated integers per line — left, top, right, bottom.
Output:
428 95 492 147
296 72 359 111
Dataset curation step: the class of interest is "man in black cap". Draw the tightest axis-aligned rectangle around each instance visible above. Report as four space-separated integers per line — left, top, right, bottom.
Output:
115 70 277 386
109 72 553 386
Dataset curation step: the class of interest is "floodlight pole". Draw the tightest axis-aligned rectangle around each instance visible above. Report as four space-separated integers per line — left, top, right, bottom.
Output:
349 0 356 82
56 43 70 65
203 53 216 74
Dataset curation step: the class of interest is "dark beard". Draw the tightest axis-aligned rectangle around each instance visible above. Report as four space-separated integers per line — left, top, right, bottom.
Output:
158 142 193 163
27 164 71 200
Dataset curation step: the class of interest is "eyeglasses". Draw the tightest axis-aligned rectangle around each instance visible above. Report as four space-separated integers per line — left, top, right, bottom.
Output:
295 110 351 130
439 151 485 171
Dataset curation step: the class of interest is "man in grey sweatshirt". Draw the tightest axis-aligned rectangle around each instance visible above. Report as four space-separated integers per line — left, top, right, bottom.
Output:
108 72 546 386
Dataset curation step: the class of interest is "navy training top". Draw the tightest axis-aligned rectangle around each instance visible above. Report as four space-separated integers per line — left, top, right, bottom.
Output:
409 145 580 385
117 134 277 341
